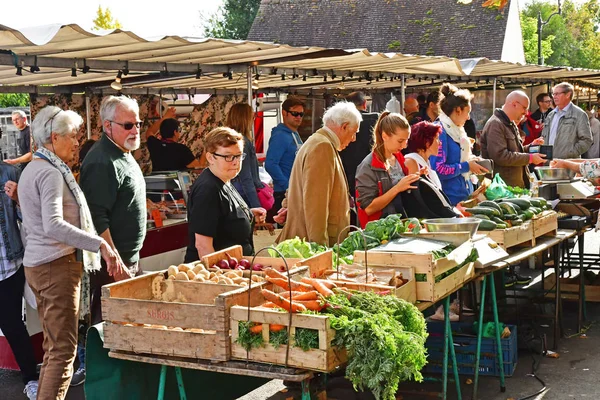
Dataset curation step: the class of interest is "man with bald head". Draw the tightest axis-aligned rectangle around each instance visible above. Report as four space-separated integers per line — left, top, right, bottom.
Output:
480 91 546 188
404 97 421 125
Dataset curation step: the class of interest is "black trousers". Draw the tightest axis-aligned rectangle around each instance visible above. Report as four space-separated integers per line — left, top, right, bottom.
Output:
0 266 39 384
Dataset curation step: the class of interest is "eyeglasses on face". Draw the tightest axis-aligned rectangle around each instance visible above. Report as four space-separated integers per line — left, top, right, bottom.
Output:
285 110 304 118
552 91 567 97
109 120 142 130
542 99 553 103
212 152 246 162
515 101 528 110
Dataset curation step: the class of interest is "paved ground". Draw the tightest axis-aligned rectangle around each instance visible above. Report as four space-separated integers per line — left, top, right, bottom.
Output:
3 231 600 400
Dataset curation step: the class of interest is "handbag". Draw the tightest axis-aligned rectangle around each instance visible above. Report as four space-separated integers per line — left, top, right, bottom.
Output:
256 184 275 211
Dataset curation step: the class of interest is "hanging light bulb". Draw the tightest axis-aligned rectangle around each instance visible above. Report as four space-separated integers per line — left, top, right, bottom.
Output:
111 70 123 91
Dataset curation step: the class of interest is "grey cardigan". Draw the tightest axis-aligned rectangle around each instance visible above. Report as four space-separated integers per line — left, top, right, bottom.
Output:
541 103 592 159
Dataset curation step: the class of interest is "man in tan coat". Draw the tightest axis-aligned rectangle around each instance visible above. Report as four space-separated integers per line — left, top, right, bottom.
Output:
279 102 362 246
480 91 546 188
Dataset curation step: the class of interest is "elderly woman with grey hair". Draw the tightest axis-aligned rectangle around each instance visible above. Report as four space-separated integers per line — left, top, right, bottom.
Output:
278 101 362 246
17 106 122 400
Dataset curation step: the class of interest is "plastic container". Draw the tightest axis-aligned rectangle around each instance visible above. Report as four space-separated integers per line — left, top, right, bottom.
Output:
423 321 517 377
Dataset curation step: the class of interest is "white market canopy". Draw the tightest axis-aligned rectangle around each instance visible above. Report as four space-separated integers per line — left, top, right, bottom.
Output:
1 23 600 94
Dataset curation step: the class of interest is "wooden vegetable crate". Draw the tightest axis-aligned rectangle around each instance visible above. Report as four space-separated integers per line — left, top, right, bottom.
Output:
353 236 475 302
483 221 534 250
303 250 417 304
544 271 600 302
102 267 306 361
532 210 558 239
202 245 302 276
229 281 347 372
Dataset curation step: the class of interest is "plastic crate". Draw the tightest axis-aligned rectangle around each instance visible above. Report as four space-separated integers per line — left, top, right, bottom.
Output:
424 321 517 377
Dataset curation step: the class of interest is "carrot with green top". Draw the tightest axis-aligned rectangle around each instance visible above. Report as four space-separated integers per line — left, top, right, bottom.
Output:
301 278 334 297
261 289 307 313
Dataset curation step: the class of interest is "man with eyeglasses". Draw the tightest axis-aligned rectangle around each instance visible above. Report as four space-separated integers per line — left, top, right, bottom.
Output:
531 93 553 125
265 96 305 221
5 110 32 170
80 95 147 325
542 82 592 159
481 90 546 189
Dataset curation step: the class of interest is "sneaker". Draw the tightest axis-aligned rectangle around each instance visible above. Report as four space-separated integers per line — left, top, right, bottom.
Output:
515 273 532 285
23 380 38 400
504 274 517 288
70 367 86 387
429 305 459 322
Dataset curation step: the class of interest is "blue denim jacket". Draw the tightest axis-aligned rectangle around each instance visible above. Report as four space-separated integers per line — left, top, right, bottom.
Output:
0 163 24 261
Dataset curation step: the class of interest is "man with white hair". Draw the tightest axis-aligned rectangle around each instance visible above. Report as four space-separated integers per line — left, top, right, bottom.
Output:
80 96 146 326
542 82 592 159
584 110 600 159
5 110 32 169
279 102 362 246
480 90 546 188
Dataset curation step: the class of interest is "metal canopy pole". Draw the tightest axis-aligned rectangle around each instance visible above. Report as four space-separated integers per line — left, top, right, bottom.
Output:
401 74 406 116
493 78 497 110
247 65 253 106
85 92 91 139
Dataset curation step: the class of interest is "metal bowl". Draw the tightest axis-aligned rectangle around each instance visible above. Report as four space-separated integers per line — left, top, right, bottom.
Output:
535 166 576 181
422 218 481 238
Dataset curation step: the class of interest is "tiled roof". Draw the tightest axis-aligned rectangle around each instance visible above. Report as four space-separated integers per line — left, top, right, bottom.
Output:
248 0 511 59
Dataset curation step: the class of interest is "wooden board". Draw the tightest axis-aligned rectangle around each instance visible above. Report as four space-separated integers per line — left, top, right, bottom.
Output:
101 270 268 361
202 244 302 273
253 229 282 251
484 221 534 250
532 211 558 239
331 278 417 305
229 306 347 372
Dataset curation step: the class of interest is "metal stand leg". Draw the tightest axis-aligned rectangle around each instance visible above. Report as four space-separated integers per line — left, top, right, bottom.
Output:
157 365 167 400
174 367 187 400
553 242 562 350
445 297 462 400
442 300 449 400
301 378 311 400
489 273 506 392
472 276 487 400
578 233 586 332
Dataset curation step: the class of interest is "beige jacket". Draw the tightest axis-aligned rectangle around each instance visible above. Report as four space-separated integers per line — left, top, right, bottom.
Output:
279 128 350 247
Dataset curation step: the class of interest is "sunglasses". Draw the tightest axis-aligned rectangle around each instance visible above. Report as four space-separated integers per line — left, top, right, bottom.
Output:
285 110 304 118
212 152 246 162
109 120 142 130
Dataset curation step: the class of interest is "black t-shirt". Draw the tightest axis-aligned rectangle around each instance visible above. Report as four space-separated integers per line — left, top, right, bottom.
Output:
184 168 254 262
147 136 196 171
17 125 31 169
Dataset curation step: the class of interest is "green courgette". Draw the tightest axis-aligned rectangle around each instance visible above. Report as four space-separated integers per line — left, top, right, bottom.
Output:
492 216 505 225
496 223 508 229
466 207 502 218
477 219 497 231
502 213 518 220
472 214 490 220
499 202 520 214
479 201 503 214
502 198 531 210
511 218 523 226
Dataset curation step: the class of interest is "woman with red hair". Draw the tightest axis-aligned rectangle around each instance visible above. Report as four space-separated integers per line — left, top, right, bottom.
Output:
405 121 442 188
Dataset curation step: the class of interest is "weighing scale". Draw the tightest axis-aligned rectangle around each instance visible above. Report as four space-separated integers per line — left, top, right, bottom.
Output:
556 179 600 199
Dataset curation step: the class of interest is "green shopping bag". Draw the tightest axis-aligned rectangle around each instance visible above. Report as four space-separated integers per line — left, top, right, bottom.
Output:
485 173 514 200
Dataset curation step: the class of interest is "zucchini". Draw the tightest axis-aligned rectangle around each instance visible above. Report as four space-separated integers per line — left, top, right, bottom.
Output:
503 213 518 220
466 206 502 218
472 214 490 220
503 198 531 210
477 219 497 231
522 210 534 220
529 207 542 215
531 197 548 207
479 201 503 214
511 218 523 226
496 223 508 229
492 216 505 225
499 202 520 214
529 199 542 208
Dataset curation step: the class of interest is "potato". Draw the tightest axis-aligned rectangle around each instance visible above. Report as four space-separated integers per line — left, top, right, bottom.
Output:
193 275 206 282
197 270 210 279
239 281 248 286
151 275 164 299
186 270 196 280
175 271 189 281
225 271 240 279
168 275 176 280
251 275 264 282
209 275 219 283
178 264 191 273
232 277 245 284
192 264 206 274
167 265 178 277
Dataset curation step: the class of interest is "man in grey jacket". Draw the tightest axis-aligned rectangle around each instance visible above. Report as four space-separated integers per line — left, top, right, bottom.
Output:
542 82 592 159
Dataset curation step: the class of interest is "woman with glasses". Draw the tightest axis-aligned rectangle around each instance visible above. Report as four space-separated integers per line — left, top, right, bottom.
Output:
17 106 122 399
226 103 273 210
184 127 267 262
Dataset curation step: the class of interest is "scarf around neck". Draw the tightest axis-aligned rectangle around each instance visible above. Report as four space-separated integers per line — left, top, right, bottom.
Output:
438 112 472 180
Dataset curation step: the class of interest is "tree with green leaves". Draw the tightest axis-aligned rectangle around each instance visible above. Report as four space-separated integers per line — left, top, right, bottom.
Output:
0 93 29 108
203 0 261 40
92 6 122 31
521 0 600 68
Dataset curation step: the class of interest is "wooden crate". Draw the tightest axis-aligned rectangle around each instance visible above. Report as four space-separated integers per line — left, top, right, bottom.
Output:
532 211 558 239
353 240 476 302
545 272 600 302
483 221 534 250
230 305 347 372
202 245 302 274
102 271 266 361
253 228 282 251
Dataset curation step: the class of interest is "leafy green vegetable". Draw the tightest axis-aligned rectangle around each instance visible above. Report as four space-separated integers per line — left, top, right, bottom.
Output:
293 328 319 351
269 237 325 259
269 328 289 349
235 321 264 351
364 214 407 242
323 291 428 400
431 244 456 260
434 247 479 283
